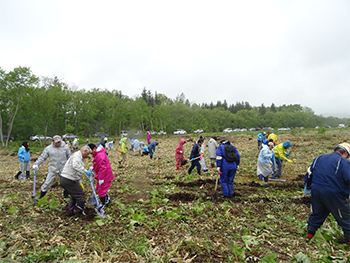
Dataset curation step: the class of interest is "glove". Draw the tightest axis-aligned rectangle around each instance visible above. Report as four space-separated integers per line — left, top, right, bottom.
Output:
86 170 92 176
89 166 94 171
99 180 104 185
287 159 293 163
304 185 311 195
271 153 275 158
269 161 273 165
180 151 182 153
32 165 38 172
285 153 290 157
80 183 84 190
217 167 221 172
201 151 204 154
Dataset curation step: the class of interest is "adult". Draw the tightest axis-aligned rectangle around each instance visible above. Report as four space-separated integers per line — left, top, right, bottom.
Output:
119 137 128 165
140 142 149 156
274 141 292 178
208 136 218 168
148 141 159 159
216 140 240 198
268 132 278 145
32 135 71 199
257 142 274 182
147 131 151 145
90 143 114 206
133 139 141 155
175 138 186 170
60 145 93 216
97 136 108 148
306 143 350 245
256 132 266 150
198 136 208 172
188 139 203 176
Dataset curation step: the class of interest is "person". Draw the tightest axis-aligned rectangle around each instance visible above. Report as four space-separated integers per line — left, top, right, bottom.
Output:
198 136 208 172
267 132 278 145
16 141 31 180
128 138 134 151
86 139 90 144
148 141 159 159
208 136 218 168
119 137 128 165
140 142 149 156
256 132 266 150
32 135 71 199
72 138 79 150
216 140 240 198
257 142 274 182
188 138 203 176
147 131 151 145
133 139 141 155
89 143 114 206
97 136 108 148
274 141 292 178
306 143 350 245
106 140 115 151
175 138 186 170
60 145 93 216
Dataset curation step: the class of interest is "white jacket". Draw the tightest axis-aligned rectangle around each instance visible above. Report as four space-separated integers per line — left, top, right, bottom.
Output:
208 138 218 159
60 150 87 181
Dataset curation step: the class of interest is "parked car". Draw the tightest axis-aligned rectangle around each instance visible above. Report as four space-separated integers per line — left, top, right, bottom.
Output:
121 131 128 137
30 135 53 141
1 134 14 142
93 133 109 138
158 130 167 135
174 129 187 135
62 133 76 140
240 128 247 132
150 130 157 135
248 128 256 131
233 128 241 132
223 128 232 133
193 129 203 134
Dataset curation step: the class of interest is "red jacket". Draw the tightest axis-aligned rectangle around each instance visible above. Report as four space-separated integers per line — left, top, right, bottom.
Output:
175 138 186 161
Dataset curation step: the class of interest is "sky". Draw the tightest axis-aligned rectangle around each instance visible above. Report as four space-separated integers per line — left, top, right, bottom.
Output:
1 0 349 118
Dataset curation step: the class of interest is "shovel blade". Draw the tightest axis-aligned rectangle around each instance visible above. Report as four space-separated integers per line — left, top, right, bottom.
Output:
88 196 97 206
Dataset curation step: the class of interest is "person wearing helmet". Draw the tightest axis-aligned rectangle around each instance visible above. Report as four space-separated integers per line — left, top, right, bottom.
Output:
306 143 350 245
256 132 266 150
274 141 292 178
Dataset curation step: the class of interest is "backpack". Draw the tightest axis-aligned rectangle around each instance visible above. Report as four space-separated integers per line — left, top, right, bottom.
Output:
223 144 237 163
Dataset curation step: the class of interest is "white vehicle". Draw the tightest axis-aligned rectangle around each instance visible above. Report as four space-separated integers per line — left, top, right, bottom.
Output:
193 129 204 134
174 129 187 135
158 130 167 135
223 128 232 133
233 128 241 132
121 131 128 137
240 128 247 132
30 134 53 141
338 124 346 128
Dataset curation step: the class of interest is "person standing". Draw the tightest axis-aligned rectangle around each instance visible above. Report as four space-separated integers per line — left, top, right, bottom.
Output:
188 139 203 176
147 131 151 145
216 140 240 198
198 136 208 172
119 137 128 165
257 142 274 182
16 141 31 180
274 141 292 178
208 136 218 168
60 145 93 216
306 143 350 245
32 135 71 199
90 143 114 206
175 138 186 170
256 132 266 150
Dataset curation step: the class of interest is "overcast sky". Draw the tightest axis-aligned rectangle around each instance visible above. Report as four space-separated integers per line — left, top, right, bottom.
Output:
1 0 349 117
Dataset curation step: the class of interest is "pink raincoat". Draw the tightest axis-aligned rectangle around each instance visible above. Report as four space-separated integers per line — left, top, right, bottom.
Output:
93 146 114 197
175 138 186 169
147 132 151 144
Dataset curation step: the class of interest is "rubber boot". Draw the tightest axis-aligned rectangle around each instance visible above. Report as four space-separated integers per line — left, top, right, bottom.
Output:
211 163 215 168
39 191 47 199
176 167 180 171
63 190 69 198
26 171 30 180
14 171 22 180
76 204 86 216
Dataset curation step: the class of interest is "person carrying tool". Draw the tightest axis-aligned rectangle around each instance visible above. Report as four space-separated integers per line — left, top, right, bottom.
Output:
208 136 218 168
32 135 71 199
257 142 275 182
188 138 204 176
256 132 266 150
216 140 240 198
274 141 292 178
89 143 114 206
175 138 186 170
60 145 93 216
306 143 350 245
16 140 31 180
148 141 159 159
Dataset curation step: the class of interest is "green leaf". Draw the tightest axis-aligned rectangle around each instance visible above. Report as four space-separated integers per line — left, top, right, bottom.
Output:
7 206 18 214
294 252 310 263
259 253 277 263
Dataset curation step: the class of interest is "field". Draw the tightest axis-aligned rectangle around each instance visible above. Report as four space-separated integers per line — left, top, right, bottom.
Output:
0 132 350 262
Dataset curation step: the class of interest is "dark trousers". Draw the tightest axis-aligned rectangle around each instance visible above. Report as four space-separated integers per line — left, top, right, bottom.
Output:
60 176 85 210
307 187 350 241
188 160 201 175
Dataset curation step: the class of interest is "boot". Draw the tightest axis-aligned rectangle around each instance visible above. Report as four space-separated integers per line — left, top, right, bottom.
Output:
39 191 47 199
14 171 21 180
176 167 180 171
76 205 86 216
26 171 30 180
68 200 76 215
63 190 69 198
211 163 215 168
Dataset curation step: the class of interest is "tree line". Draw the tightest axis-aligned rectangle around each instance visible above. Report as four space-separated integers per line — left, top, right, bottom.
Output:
1 66 349 147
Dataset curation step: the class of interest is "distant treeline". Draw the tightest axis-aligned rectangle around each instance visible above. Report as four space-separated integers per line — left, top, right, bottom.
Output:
1 66 349 144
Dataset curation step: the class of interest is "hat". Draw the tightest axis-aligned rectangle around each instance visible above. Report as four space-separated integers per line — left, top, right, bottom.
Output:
337 142 350 155
262 132 266 135
283 141 291 148
267 142 274 147
104 137 108 141
53 135 62 143
88 143 96 150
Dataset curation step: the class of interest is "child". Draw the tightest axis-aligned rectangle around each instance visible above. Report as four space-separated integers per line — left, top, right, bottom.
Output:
141 142 149 156
16 141 31 180
119 137 128 165
188 139 203 176
175 138 186 170
89 143 114 206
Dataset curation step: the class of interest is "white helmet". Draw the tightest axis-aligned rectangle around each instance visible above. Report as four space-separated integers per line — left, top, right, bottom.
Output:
337 142 350 156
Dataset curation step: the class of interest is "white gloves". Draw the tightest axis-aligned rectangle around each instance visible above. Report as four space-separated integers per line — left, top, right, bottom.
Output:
99 180 104 185
217 167 221 171
89 166 94 171
33 165 38 171
180 151 183 153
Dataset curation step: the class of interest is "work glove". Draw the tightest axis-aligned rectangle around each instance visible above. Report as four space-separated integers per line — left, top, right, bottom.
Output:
32 165 38 172
269 161 273 165
304 185 311 195
217 167 221 172
285 153 290 157
80 183 84 191
287 159 293 163
89 166 94 171
99 180 104 185
86 170 92 176
180 151 182 153
271 153 275 158
201 151 204 154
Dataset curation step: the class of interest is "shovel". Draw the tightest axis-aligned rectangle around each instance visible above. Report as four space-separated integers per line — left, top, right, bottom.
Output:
191 154 203 161
215 170 221 191
85 172 106 218
31 170 37 206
